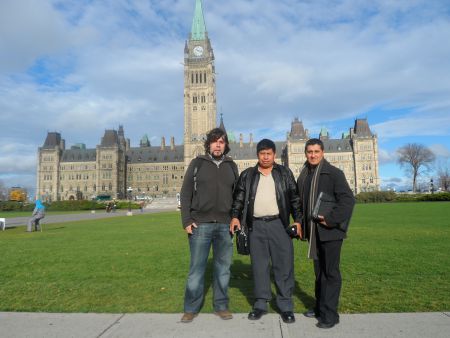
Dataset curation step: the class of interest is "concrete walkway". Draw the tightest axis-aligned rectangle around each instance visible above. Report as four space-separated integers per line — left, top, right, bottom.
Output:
2 197 180 229
0 312 449 338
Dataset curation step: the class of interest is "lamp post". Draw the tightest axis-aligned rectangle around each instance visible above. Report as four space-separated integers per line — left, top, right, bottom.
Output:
127 187 133 216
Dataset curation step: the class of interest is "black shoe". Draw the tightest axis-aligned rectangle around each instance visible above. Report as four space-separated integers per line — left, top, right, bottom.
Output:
280 311 295 323
316 318 339 329
303 309 318 318
248 309 267 320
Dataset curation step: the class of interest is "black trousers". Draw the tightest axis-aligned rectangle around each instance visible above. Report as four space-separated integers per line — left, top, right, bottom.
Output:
249 218 294 312
313 239 343 324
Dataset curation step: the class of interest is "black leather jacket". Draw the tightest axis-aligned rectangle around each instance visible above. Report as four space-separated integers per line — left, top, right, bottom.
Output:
231 163 302 228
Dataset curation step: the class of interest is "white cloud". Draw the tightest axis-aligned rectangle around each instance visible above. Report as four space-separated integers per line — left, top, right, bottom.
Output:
430 144 450 158
0 0 449 189
372 113 450 139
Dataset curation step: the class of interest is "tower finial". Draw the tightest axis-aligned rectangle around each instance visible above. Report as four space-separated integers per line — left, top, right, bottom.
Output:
191 0 207 41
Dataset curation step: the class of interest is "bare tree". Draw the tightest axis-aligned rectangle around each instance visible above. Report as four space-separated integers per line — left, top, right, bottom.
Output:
397 143 435 192
436 159 450 191
0 180 8 201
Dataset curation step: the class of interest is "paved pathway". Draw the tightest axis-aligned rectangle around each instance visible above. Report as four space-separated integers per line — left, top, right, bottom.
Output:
1 198 180 229
0 312 449 338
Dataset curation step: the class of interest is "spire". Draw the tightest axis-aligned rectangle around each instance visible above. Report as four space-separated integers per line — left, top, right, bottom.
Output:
219 113 226 133
140 134 150 147
191 0 207 41
319 126 329 140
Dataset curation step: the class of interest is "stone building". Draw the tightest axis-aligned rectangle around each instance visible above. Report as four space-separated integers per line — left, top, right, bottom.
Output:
36 0 379 201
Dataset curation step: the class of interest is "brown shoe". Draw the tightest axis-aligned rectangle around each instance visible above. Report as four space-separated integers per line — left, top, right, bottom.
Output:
214 310 233 320
181 312 197 323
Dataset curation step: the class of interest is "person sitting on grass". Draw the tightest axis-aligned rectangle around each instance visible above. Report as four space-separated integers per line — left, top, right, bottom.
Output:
27 198 45 232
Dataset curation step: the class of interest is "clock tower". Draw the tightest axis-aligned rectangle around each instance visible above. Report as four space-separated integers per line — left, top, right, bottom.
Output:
184 0 217 167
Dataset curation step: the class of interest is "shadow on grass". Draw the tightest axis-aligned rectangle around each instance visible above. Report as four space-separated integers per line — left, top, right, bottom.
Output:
43 226 66 231
294 280 315 310
198 258 254 311
230 259 254 307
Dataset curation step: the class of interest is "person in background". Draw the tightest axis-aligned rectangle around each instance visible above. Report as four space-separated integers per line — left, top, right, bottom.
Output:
27 198 45 232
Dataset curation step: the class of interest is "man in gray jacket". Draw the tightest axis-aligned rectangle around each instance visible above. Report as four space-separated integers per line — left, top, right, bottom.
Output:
180 128 238 323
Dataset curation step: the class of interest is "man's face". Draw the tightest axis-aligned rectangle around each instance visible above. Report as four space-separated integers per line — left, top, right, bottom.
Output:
305 144 324 166
209 137 226 158
258 148 275 169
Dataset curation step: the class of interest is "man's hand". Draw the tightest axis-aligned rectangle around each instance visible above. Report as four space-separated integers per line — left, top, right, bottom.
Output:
293 222 303 240
185 222 198 234
317 215 327 226
230 218 241 234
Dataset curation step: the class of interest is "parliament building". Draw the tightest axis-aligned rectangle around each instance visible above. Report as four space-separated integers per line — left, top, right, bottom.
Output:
36 0 379 202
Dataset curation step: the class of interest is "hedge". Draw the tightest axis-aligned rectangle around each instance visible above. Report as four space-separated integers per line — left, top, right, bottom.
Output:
356 191 450 203
0 200 141 212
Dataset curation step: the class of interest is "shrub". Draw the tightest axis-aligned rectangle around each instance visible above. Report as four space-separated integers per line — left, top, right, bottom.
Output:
355 191 397 203
417 192 450 202
0 201 35 212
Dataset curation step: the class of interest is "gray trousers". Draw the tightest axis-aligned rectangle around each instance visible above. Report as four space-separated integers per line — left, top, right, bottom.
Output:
249 218 294 312
27 216 43 232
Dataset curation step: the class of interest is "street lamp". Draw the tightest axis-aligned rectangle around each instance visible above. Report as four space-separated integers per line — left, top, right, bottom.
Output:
127 187 133 216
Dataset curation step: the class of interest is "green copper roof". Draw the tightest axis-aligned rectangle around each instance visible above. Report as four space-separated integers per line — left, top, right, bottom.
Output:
320 127 328 135
191 0 206 41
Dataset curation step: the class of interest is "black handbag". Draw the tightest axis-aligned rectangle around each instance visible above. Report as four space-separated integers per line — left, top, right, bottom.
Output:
236 225 250 255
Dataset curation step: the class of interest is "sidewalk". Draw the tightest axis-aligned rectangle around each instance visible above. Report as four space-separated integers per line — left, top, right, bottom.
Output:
2 198 180 229
1 312 449 338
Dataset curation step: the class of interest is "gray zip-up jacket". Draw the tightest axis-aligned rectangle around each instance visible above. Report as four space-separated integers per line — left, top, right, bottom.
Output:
180 155 238 228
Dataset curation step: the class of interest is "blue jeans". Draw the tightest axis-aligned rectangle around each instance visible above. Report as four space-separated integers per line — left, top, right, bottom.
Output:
184 223 233 313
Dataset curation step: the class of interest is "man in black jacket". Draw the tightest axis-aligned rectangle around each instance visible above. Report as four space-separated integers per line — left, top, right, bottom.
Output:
230 139 301 324
180 128 239 323
297 138 355 329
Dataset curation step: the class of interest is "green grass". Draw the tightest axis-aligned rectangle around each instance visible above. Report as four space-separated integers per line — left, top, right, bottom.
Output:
0 202 449 313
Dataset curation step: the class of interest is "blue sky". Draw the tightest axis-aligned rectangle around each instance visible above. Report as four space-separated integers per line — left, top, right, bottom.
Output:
1 0 449 194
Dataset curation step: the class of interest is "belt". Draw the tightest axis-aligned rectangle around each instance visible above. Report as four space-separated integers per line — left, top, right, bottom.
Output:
253 215 279 222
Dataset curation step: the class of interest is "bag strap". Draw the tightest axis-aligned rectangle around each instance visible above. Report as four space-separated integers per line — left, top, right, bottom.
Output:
193 158 203 193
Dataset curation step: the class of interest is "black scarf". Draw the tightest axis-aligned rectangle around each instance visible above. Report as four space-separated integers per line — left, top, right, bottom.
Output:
298 159 325 260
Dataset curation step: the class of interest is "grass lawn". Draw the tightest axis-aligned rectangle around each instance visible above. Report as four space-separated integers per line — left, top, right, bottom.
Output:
0 202 449 313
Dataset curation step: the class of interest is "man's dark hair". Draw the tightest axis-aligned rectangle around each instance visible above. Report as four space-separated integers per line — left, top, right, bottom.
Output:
256 139 276 154
204 128 230 155
305 138 324 152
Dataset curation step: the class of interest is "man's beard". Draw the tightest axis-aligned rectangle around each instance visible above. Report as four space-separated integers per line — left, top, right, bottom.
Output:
211 151 224 160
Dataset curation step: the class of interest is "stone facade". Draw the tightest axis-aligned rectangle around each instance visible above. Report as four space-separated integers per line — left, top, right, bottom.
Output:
36 0 379 201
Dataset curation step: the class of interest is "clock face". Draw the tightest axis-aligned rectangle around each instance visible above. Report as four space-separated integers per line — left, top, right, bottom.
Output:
193 46 204 56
